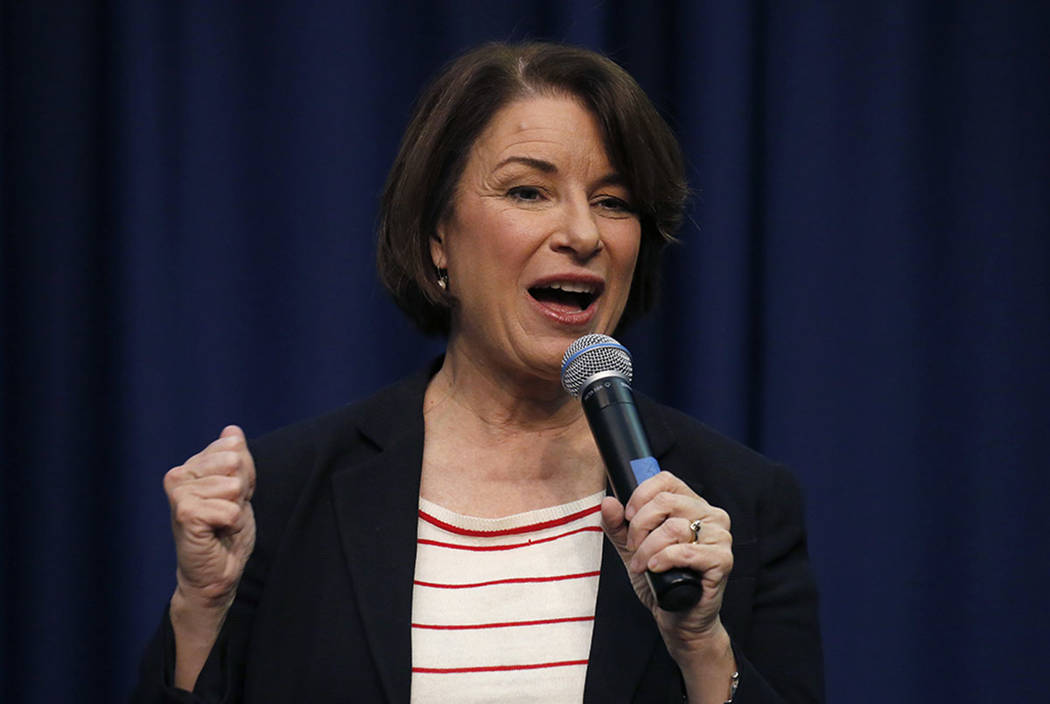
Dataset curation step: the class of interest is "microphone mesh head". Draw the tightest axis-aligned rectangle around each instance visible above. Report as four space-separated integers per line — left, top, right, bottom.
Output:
560 334 633 397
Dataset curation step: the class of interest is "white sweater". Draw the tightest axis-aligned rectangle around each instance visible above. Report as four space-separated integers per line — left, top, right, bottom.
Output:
410 491 606 703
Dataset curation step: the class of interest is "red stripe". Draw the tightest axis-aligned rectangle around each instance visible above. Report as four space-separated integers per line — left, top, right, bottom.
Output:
412 615 594 630
418 526 601 552
419 503 601 537
414 570 600 590
412 659 588 674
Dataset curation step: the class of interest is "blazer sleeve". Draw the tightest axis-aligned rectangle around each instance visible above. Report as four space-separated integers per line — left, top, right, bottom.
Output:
129 528 267 703
129 428 307 704
729 464 824 704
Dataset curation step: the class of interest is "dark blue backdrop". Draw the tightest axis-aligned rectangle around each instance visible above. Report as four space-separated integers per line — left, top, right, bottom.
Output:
3 2 1048 702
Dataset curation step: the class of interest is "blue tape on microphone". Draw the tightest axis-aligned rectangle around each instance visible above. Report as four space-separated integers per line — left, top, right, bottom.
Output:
629 456 661 485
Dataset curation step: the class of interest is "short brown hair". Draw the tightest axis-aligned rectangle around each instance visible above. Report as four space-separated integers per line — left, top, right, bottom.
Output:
376 42 688 336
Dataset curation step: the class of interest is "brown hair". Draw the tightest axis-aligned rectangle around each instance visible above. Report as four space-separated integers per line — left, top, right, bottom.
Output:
376 42 688 336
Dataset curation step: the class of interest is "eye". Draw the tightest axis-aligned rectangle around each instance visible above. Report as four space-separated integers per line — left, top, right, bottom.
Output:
507 186 545 202
594 196 634 214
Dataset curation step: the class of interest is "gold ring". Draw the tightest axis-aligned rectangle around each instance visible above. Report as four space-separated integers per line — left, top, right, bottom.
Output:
689 518 703 544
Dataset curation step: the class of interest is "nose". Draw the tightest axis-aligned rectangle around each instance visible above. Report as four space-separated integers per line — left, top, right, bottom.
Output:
550 197 602 260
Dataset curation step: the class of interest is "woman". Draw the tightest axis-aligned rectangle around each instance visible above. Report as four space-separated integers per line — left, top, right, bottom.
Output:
135 42 823 703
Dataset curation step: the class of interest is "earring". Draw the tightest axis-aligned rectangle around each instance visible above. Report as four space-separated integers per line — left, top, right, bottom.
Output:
436 268 448 290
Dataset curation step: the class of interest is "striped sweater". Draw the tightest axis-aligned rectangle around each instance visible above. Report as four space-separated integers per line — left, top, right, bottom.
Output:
410 491 606 703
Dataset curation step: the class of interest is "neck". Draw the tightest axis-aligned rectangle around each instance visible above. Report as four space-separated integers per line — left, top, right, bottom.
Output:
426 338 583 435
420 339 607 514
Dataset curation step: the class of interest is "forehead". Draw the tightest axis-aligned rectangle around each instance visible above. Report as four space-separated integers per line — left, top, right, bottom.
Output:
470 96 612 168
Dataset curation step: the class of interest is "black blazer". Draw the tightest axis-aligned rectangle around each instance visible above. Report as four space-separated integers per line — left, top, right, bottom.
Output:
134 365 823 703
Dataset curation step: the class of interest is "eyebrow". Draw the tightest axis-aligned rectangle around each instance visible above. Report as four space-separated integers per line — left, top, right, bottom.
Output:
493 156 557 173
493 155 628 189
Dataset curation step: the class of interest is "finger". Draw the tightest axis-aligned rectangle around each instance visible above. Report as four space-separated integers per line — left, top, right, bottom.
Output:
645 541 734 586
630 495 732 551
171 474 249 504
172 496 246 536
628 515 707 571
167 452 241 490
623 471 697 521
199 450 245 476
213 427 257 500
629 519 731 573
184 425 249 465
229 501 254 536
202 427 248 458
626 491 711 551
181 434 256 480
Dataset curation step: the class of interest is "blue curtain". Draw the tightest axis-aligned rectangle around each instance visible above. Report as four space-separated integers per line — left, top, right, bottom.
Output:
2 2 1048 701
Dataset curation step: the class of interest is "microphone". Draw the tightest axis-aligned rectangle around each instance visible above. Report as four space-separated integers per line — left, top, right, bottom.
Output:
561 333 702 612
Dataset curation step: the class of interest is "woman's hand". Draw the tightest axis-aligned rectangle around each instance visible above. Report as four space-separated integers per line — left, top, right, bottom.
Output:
601 471 737 703
163 425 257 689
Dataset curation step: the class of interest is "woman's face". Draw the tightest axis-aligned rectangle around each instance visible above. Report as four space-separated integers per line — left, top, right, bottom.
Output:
432 95 641 382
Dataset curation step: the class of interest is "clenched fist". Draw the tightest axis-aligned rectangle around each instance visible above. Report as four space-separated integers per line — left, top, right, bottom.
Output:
164 425 257 689
164 425 257 611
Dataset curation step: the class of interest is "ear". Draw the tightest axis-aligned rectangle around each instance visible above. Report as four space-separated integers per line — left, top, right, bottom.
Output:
430 224 448 270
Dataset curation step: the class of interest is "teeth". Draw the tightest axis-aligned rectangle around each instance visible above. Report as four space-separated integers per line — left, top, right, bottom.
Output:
545 281 596 293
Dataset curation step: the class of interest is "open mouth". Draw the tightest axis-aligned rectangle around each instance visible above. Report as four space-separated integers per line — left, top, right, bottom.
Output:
528 281 600 311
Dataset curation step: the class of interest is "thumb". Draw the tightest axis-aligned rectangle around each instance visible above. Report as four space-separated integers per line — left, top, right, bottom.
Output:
599 495 630 553
220 425 245 441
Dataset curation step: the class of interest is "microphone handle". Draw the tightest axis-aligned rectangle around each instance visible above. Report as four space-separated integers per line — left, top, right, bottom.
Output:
580 375 703 612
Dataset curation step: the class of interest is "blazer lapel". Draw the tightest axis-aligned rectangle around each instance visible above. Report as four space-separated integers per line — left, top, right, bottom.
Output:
583 535 663 701
330 373 428 704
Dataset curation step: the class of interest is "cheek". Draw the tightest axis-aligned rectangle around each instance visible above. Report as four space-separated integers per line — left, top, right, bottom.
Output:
606 227 642 322
469 214 537 269
446 213 532 299
613 225 643 282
